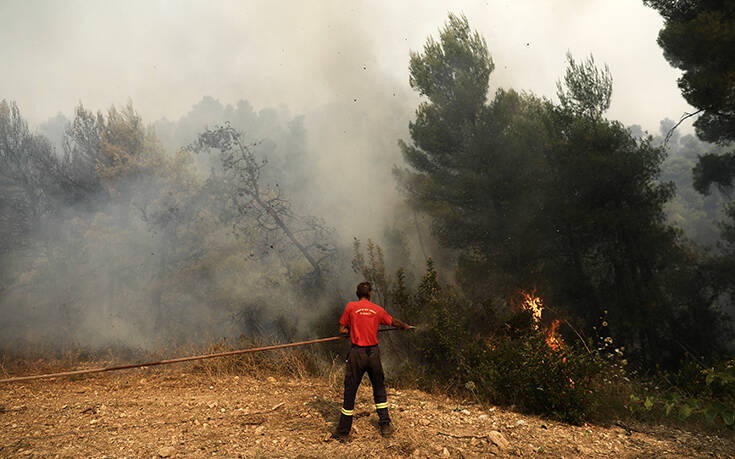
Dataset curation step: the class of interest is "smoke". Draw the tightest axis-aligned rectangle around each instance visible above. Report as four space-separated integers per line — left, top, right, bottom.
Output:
0 0 697 355
0 137 338 354
1 0 692 133
0 73 421 356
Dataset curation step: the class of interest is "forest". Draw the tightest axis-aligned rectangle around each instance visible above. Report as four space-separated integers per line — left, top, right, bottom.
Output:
2 3 734 428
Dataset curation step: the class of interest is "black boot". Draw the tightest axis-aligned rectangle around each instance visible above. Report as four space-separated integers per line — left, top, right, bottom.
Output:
377 407 393 437
376 407 391 425
335 413 353 440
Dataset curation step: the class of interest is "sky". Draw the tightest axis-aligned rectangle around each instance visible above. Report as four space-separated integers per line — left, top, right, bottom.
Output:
0 0 692 134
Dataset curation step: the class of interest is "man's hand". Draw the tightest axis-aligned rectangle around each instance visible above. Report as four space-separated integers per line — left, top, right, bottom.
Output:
392 319 413 331
339 324 349 335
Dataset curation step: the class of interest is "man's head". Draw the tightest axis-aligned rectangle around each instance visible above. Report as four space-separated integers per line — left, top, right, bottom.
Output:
356 282 372 300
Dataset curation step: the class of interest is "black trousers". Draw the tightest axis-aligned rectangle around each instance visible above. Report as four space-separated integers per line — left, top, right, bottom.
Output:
336 344 390 435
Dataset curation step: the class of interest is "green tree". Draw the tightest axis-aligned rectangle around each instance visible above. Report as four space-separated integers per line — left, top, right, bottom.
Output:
396 15 551 297
645 0 735 193
646 0 735 325
545 57 686 364
556 52 612 119
396 14 724 365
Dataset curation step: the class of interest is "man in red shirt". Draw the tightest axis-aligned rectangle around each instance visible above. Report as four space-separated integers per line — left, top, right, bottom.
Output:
335 281 412 440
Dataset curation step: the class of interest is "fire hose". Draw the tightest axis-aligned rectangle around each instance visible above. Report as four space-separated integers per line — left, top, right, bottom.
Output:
0 326 410 384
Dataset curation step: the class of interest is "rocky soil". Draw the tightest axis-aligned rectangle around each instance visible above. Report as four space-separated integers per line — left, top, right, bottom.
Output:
1 365 734 458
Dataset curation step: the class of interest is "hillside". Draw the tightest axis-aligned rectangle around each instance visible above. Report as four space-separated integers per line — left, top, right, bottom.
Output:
1 365 734 458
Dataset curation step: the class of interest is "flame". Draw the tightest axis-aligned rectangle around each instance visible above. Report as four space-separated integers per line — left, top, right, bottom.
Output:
520 291 566 351
520 291 543 328
546 319 564 351
520 291 573 388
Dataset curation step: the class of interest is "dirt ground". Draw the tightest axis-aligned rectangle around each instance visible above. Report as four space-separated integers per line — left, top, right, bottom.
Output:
1 365 734 458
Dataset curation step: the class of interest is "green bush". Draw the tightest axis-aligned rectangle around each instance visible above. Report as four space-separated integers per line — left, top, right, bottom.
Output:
468 329 602 424
397 260 605 423
629 358 735 428
356 254 612 424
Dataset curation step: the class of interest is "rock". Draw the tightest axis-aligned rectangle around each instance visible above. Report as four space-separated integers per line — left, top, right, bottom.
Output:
157 446 175 457
255 425 265 435
442 447 450 456
461 409 471 415
487 431 510 451
419 418 430 426
478 414 488 420
514 420 526 427
267 376 277 383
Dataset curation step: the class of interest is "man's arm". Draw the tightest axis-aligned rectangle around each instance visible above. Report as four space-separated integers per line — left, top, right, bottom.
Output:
339 305 350 335
391 318 413 331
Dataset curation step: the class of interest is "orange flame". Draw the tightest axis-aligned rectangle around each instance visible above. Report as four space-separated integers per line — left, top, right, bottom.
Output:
520 291 566 351
546 319 564 351
520 291 573 387
520 291 543 328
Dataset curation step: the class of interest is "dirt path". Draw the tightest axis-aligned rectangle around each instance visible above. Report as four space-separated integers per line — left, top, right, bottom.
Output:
1 367 733 458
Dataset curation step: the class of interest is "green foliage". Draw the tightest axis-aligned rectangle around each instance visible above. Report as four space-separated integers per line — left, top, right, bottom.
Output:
351 238 390 305
646 1 735 257
629 358 735 428
397 13 725 367
409 259 476 381
693 152 735 196
472 329 601 425
645 0 735 146
390 267 411 316
556 53 612 119
392 259 607 424
408 13 492 127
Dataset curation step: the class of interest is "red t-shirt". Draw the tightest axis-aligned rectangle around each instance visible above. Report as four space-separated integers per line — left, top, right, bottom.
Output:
339 299 393 346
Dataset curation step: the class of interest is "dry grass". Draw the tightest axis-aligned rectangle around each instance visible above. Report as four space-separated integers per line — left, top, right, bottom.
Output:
185 336 337 382
0 335 340 382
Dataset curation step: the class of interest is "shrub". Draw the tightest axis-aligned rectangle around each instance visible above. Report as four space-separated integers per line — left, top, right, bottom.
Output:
629 357 735 428
393 258 606 423
468 328 602 424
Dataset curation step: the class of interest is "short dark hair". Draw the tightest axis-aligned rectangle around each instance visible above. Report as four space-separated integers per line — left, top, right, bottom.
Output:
356 282 372 299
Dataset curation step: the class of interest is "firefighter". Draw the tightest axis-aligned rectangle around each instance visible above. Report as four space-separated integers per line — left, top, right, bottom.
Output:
335 281 412 440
